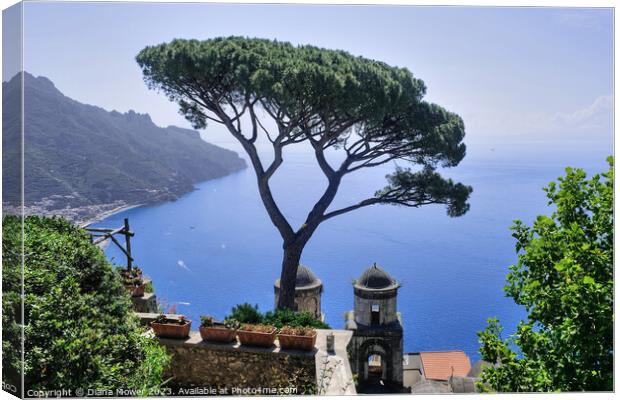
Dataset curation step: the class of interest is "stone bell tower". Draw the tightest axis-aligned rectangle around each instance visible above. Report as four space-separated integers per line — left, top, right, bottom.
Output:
345 263 403 392
274 264 323 320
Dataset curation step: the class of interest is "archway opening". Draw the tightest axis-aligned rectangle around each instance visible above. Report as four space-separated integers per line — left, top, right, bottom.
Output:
367 353 384 384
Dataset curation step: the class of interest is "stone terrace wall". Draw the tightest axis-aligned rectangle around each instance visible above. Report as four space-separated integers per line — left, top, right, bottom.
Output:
157 332 317 395
131 292 157 313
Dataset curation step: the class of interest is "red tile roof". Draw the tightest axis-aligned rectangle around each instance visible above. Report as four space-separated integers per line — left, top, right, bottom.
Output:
420 351 472 381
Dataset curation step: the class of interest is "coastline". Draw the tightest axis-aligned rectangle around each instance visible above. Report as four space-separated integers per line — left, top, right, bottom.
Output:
80 203 145 228
5 167 248 229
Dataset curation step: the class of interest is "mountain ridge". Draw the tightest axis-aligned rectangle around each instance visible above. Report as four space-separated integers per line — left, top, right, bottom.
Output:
2 72 246 223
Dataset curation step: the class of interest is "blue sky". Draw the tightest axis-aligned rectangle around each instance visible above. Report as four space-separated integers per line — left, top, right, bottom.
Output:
12 2 614 152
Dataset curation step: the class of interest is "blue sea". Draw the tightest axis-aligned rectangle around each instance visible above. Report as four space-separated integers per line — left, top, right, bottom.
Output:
94 138 611 361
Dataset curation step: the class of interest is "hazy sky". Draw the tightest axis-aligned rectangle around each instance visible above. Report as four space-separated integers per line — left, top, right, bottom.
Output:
12 2 614 152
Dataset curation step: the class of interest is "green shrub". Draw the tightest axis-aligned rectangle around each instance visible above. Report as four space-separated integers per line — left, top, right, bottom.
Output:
2 216 23 395
144 280 154 293
478 158 614 391
225 303 330 329
263 309 330 329
226 303 262 324
2 216 169 392
126 336 171 396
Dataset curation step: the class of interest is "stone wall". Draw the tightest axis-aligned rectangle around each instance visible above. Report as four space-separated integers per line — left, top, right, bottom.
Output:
157 332 317 395
352 287 398 326
274 284 323 320
131 292 158 313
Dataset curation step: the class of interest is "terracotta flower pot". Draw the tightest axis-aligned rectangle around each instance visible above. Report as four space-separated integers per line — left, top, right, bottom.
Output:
125 282 145 297
151 319 192 339
199 325 237 343
278 332 318 351
237 328 277 347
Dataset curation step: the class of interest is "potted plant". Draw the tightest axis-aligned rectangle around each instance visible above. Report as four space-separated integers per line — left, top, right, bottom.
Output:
151 314 191 339
199 316 239 343
119 266 145 297
277 326 317 351
237 323 277 347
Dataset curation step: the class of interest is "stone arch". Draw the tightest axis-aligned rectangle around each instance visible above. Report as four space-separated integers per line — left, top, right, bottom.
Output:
358 338 392 384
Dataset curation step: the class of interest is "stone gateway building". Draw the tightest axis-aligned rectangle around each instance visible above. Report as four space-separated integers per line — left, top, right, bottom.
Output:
345 263 404 392
274 264 323 320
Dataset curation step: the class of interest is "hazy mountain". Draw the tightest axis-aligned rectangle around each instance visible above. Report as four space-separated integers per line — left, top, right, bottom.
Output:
2 72 246 221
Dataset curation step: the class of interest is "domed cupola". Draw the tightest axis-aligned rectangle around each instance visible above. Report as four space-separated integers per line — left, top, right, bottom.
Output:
274 264 322 290
274 264 323 319
346 262 404 390
355 263 399 290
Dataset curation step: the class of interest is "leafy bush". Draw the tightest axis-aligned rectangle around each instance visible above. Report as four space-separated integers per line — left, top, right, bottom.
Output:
2 215 23 395
144 280 154 293
125 336 171 395
226 303 262 324
478 158 613 391
2 216 169 393
263 309 330 329
226 303 330 329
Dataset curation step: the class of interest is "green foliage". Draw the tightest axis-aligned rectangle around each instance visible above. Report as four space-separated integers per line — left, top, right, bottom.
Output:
223 318 241 330
226 303 263 324
478 157 613 392
225 304 330 328
153 314 188 325
377 166 472 217
137 37 431 128
119 266 144 286
144 280 154 293
263 309 330 329
137 36 472 311
2 216 169 392
2 215 23 394
136 37 472 218
200 315 239 329
126 337 171 396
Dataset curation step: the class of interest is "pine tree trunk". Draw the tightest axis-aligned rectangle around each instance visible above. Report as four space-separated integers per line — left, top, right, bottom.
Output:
276 244 303 310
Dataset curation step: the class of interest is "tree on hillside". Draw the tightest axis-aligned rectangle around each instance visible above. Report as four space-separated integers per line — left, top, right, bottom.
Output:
2 216 169 393
136 37 472 309
478 157 613 392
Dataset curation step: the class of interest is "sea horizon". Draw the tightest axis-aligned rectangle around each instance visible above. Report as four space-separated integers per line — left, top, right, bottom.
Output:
93 138 612 361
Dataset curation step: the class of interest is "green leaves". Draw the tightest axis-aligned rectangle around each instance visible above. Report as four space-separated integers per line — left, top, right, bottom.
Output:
136 36 468 171
137 37 471 310
226 303 263 324
224 303 330 329
478 158 614 392
262 309 330 329
2 216 169 392
376 167 473 216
